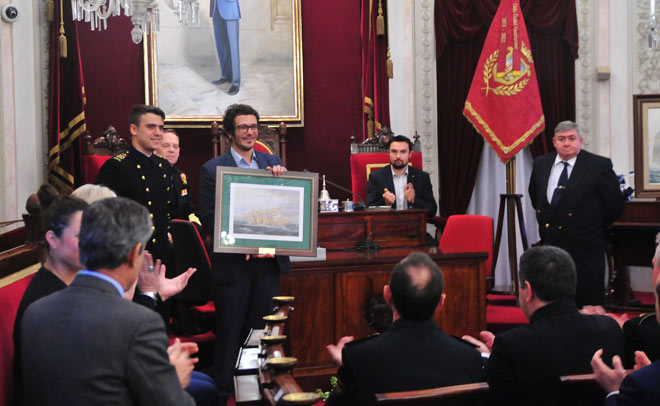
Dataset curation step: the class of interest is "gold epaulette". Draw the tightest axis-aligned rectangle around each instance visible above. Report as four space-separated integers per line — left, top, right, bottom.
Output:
189 213 201 226
113 151 128 161
639 313 657 325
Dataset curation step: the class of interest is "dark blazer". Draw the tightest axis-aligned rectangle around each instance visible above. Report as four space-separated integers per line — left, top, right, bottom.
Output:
326 319 484 406
605 361 660 406
485 299 624 404
20 273 194 406
366 165 437 217
199 150 291 274
528 150 624 306
622 312 660 368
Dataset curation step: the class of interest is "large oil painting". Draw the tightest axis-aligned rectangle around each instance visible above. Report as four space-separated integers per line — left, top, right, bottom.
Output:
145 0 303 125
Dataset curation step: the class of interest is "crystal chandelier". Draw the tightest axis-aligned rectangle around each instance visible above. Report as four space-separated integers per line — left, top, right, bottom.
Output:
647 0 659 49
70 0 200 44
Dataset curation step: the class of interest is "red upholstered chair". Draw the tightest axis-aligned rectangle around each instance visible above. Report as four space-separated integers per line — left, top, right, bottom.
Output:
439 215 526 331
168 220 215 344
83 155 113 185
439 215 494 284
0 269 37 406
350 152 423 204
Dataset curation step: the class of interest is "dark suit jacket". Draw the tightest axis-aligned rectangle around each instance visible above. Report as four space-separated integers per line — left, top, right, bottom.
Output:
605 361 660 405
366 165 437 217
528 150 624 305
485 299 624 405
20 273 194 406
199 150 291 275
326 318 484 406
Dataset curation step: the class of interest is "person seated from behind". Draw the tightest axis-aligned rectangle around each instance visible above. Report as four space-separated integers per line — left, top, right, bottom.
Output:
591 278 660 405
20 197 196 405
71 183 116 203
463 246 624 405
325 252 484 406
620 232 660 367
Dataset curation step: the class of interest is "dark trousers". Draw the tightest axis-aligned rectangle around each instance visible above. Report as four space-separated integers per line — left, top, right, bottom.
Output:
212 256 280 396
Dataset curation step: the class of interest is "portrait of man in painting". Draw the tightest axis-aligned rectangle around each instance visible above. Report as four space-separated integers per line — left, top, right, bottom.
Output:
150 0 301 122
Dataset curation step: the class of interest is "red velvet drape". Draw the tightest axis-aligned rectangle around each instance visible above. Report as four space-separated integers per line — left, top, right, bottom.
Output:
361 0 391 140
435 0 578 217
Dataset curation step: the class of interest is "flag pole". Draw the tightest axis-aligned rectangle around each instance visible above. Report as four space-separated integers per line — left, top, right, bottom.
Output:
492 156 530 295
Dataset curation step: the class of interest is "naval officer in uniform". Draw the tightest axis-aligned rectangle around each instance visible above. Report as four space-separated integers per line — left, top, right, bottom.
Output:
96 105 199 269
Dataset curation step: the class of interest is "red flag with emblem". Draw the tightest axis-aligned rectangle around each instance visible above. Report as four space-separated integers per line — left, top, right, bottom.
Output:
463 0 545 163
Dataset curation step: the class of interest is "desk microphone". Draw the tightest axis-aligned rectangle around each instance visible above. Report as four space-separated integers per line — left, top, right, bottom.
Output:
303 170 366 211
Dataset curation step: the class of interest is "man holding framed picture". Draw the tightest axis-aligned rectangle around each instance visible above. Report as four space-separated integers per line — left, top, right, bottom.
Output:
199 104 291 404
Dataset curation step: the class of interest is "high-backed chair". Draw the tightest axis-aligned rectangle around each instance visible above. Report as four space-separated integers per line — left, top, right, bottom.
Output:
168 220 215 343
439 215 526 331
210 122 287 165
439 215 494 285
81 125 129 184
168 220 213 305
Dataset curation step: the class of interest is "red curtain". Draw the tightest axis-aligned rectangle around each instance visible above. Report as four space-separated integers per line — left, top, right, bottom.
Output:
361 0 391 140
435 0 578 217
47 0 87 193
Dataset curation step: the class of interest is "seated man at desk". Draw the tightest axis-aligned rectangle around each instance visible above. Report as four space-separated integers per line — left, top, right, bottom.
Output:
325 252 484 405
366 135 437 218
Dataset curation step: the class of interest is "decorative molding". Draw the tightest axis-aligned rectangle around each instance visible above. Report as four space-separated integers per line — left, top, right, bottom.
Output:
40 1 50 175
635 0 660 94
575 0 595 150
414 0 438 193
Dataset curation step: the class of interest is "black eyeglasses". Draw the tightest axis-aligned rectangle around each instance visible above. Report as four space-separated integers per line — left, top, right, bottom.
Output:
236 124 259 133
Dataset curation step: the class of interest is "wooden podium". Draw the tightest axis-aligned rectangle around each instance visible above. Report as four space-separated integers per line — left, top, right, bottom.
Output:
279 209 488 390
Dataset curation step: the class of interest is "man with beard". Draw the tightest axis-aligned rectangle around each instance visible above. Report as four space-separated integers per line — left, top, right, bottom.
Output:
366 135 437 218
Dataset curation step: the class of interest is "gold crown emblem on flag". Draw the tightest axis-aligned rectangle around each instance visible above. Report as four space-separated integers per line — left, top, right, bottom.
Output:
482 42 534 97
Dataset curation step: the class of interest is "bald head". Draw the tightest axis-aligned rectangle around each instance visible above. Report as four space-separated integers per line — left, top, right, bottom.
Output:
389 252 444 321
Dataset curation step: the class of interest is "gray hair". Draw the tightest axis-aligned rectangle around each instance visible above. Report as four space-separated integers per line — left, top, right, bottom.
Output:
655 233 660 265
554 120 580 136
71 184 117 204
79 197 153 271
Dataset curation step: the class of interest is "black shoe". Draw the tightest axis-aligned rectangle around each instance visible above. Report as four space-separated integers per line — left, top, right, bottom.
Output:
228 85 240 95
212 78 228 85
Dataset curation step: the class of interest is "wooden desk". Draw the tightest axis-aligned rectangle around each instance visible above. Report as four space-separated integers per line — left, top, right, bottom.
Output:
608 200 660 306
318 209 427 250
280 249 487 390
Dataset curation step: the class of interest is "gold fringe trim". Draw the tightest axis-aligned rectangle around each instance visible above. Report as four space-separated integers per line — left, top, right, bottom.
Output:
463 100 545 163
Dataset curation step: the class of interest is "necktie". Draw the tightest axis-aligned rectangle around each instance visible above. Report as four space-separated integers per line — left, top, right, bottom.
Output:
550 161 569 208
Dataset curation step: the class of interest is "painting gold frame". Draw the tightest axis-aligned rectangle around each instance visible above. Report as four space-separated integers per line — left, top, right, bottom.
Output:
633 94 660 198
144 0 304 127
213 167 318 256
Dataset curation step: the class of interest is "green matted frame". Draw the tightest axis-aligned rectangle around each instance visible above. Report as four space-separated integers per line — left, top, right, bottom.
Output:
213 167 318 256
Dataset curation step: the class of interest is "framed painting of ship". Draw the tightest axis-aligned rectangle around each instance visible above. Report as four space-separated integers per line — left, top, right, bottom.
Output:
633 94 660 198
213 167 318 256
